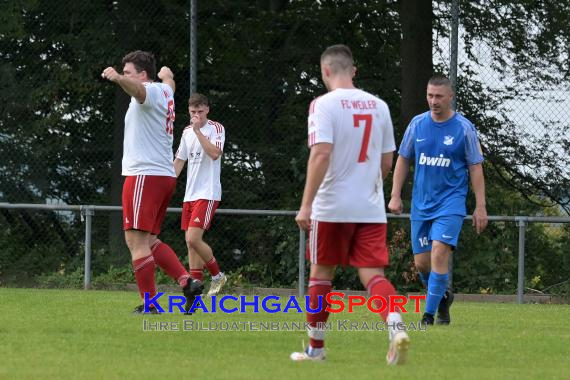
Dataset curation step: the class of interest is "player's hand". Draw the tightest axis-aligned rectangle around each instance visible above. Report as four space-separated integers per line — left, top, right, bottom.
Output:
101 67 120 82
388 196 404 215
295 206 312 231
191 115 201 131
157 66 174 81
472 205 488 234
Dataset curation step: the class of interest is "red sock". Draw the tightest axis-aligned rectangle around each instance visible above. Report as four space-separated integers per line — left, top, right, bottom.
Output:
133 255 157 305
151 240 190 287
307 278 332 349
366 275 398 322
205 257 221 277
190 268 204 282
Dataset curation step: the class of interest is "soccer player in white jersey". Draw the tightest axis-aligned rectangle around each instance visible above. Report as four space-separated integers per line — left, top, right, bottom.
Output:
388 75 488 325
291 44 410 365
174 93 227 298
102 51 202 314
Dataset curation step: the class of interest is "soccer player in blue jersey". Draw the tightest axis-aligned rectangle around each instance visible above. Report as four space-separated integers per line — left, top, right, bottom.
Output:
388 75 488 325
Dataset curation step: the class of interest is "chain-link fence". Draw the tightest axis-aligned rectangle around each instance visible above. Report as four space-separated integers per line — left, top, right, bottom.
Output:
1 1 569 296
434 0 570 211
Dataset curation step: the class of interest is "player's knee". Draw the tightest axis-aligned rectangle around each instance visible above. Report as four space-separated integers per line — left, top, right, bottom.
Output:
185 237 201 251
431 251 448 270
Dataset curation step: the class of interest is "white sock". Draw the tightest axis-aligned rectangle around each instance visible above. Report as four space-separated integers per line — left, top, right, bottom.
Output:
387 312 403 341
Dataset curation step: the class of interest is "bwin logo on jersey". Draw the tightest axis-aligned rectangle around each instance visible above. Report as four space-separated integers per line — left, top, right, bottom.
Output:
419 152 451 167
443 136 454 145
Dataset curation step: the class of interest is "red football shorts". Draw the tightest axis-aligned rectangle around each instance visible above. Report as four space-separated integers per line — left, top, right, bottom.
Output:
122 175 176 235
306 221 389 267
181 200 220 230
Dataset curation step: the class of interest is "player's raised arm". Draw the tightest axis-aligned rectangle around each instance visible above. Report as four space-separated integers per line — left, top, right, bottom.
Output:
158 66 175 93
193 121 223 160
101 66 146 103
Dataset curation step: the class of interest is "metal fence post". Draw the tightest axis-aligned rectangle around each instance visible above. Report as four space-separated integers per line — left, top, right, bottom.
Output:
189 0 197 94
81 206 94 290
516 217 526 304
450 0 459 110
298 228 306 298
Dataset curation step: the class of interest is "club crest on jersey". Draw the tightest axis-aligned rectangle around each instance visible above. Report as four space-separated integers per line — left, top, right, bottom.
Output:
443 136 454 145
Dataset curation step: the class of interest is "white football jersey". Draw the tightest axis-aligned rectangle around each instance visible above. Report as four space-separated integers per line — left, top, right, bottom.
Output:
122 82 176 177
308 88 396 222
176 120 225 201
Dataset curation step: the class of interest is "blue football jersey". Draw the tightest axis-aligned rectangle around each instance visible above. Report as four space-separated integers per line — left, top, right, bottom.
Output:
398 111 483 220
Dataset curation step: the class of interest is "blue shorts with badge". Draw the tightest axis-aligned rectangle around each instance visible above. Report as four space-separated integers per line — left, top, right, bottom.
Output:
411 215 465 254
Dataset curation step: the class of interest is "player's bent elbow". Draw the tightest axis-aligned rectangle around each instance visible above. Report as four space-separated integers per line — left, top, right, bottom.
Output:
209 151 222 161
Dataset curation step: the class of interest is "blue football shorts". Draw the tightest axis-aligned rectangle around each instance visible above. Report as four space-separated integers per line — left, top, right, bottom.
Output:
411 215 465 254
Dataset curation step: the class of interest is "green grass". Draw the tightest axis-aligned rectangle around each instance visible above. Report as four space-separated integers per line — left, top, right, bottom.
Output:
0 288 569 380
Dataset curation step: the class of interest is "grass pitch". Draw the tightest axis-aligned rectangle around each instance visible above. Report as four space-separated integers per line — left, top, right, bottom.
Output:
0 288 568 379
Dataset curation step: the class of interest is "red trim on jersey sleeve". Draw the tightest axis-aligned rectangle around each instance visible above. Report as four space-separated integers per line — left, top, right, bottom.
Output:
309 99 317 115
308 96 322 115
308 132 316 146
207 120 225 135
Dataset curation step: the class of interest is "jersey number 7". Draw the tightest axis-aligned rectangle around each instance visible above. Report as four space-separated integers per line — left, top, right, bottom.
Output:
353 114 372 162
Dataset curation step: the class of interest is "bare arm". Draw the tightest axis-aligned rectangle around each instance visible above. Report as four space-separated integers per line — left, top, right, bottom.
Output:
193 125 222 160
174 158 186 177
381 152 394 180
468 163 488 233
157 66 175 93
387 156 410 214
295 143 333 231
101 67 146 103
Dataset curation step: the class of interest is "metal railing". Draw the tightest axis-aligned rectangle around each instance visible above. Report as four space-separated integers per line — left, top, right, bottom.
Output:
1 202 569 304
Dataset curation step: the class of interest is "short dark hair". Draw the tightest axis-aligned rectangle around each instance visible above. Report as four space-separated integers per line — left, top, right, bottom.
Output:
428 74 453 89
321 44 354 73
122 50 156 80
188 93 209 107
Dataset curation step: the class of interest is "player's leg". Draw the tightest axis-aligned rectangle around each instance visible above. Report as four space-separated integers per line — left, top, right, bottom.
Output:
125 229 158 313
145 177 191 288
411 219 438 324
352 223 410 365
290 221 351 362
290 263 336 361
188 248 205 283
423 215 462 325
122 175 158 314
414 253 431 287
149 236 191 288
178 201 205 313
411 219 432 288
181 201 205 283
143 176 199 313
185 200 225 296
